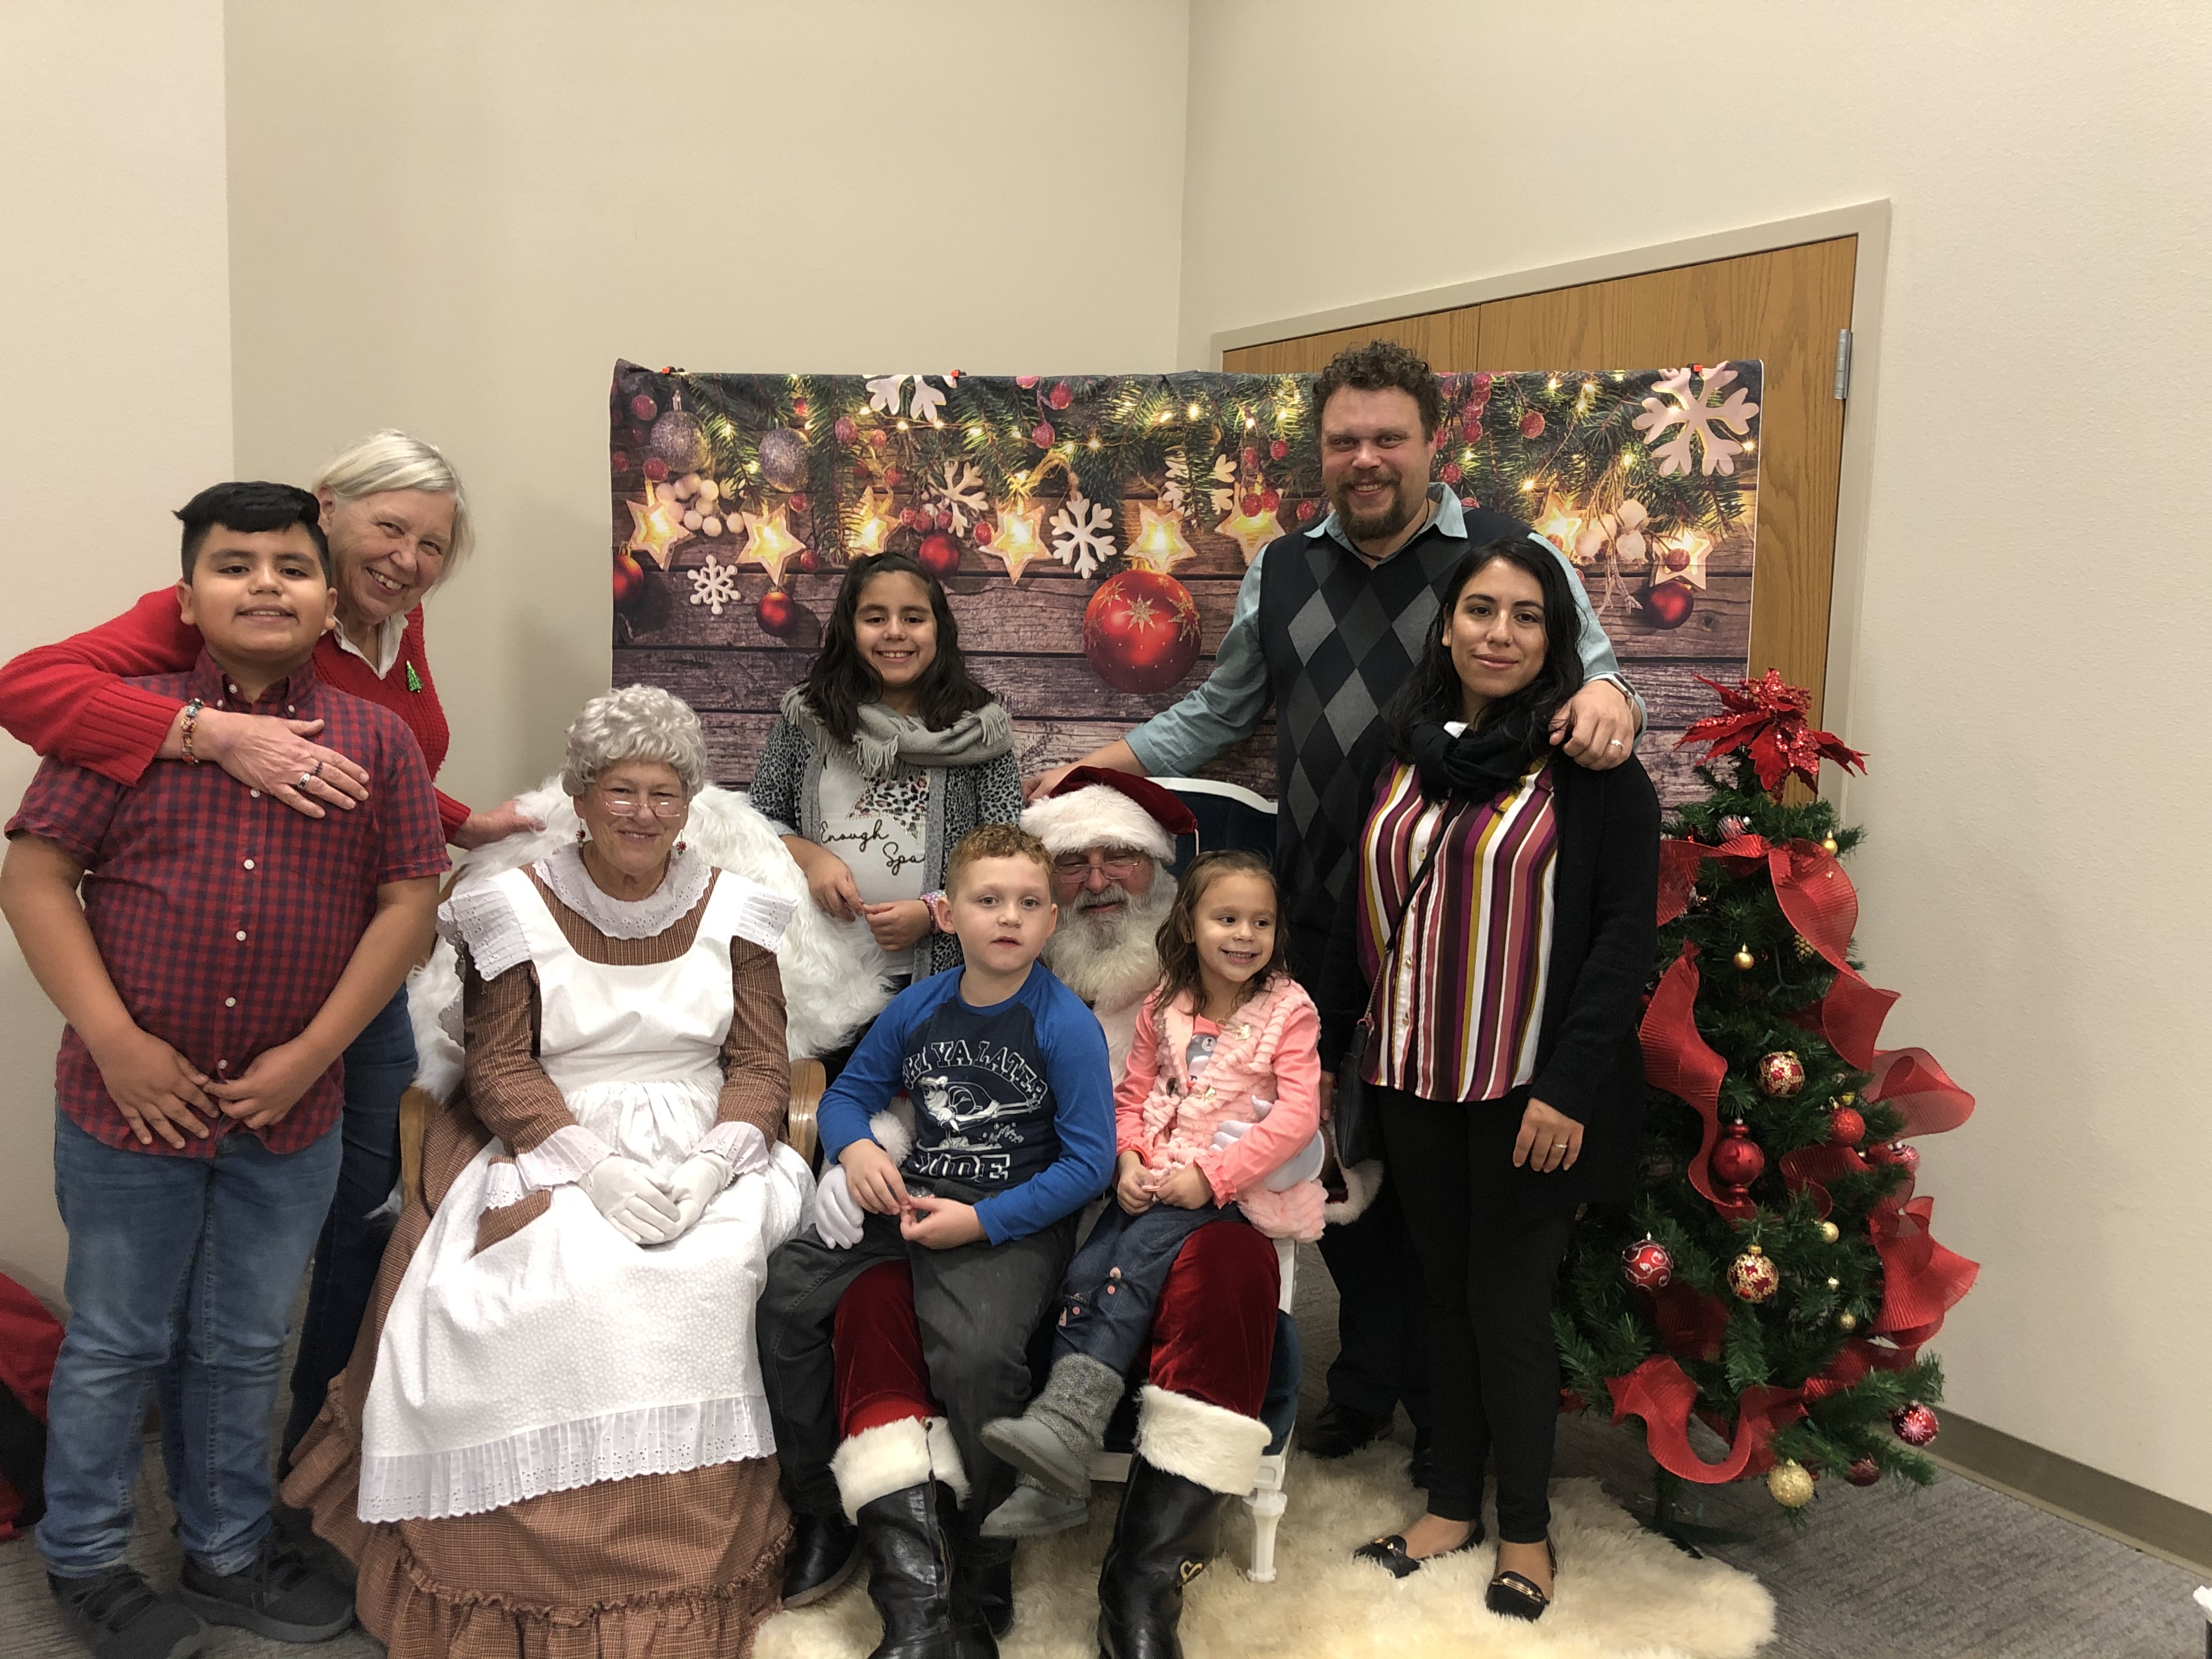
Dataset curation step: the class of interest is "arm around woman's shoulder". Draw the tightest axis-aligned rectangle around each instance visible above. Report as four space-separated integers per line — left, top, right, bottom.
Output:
0 589 201 783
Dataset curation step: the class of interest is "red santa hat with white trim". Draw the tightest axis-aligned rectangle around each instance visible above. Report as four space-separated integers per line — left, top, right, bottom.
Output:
1020 766 1197 865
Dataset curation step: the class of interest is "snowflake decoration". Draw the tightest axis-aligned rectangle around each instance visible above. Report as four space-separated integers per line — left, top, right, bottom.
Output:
1631 366 1760 477
908 376 949 424
1049 492 1116 578
689 552 741 617
864 374 907 417
928 459 989 532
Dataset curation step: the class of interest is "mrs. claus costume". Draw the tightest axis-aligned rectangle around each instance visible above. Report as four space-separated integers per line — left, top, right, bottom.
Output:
283 781 889 1659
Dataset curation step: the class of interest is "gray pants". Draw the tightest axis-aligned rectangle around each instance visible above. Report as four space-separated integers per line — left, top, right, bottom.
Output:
758 1173 1079 1519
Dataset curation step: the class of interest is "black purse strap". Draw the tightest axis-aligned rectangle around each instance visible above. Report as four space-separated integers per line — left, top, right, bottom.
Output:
1356 802 1459 1035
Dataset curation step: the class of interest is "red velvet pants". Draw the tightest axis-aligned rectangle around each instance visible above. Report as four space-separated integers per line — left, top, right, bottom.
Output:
834 1217 1280 1436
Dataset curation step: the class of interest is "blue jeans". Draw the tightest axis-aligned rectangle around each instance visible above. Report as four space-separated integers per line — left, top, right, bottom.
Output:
1052 1201 1231 1379
38 1113 342 1579
280 984 414 1455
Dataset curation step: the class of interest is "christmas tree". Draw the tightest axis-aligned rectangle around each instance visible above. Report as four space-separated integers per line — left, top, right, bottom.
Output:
1555 673 1979 1524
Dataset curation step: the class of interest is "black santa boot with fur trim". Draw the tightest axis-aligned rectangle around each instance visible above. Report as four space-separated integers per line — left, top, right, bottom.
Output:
832 1415 972 1659
1096 1387 1272 1659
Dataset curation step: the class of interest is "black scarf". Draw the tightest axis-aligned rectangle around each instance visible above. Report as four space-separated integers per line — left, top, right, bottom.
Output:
1407 719 1535 802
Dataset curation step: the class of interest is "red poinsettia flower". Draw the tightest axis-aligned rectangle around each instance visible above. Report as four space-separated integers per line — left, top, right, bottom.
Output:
1679 670 1866 792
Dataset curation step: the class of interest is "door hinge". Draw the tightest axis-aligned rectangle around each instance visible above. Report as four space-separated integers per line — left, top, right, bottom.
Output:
1833 329 1854 400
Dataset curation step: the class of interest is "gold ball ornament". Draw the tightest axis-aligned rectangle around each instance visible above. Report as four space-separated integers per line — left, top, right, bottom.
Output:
1733 945 1757 970
1794 933 1819 961
1767 1459 1816 1509
1818 1220 1842 1244
1822 835 1839 855
1728 1244 1781 1303
1825 1277 1841 1291
1837 1311 1859 1332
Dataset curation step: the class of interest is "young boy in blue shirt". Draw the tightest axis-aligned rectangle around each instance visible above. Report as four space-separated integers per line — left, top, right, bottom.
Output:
759 823 1114 1658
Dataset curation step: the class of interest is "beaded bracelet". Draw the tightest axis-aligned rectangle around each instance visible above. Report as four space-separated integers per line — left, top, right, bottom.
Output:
180 698 205 764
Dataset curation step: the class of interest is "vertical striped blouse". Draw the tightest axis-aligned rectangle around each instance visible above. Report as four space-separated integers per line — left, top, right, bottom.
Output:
1353 756 1560 1103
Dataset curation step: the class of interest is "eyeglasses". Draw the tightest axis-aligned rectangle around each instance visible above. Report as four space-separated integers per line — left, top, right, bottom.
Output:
597 787 687 819
1052 849 1148 881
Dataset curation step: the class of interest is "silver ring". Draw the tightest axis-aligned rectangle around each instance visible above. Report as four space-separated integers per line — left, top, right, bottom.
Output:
1609 739 1624 748
297 771 315 791
1552 1141 1570 1149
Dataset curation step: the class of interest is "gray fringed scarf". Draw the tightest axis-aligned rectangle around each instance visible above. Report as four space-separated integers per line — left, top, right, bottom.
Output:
778 684 1014 781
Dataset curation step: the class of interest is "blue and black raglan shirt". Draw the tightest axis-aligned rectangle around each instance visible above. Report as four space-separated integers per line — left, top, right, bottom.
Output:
817 963 1115 1245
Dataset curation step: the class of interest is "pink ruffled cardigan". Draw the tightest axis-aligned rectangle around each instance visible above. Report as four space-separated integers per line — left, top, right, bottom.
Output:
1116 976 1327 1242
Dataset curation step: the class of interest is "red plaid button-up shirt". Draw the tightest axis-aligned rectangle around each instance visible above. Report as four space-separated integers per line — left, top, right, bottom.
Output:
5 651 450 1155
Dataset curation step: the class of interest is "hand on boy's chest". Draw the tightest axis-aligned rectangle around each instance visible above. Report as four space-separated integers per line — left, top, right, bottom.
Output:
108 752 380 884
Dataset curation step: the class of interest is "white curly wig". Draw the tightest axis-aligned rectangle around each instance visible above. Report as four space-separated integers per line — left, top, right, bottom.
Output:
561 684 709 800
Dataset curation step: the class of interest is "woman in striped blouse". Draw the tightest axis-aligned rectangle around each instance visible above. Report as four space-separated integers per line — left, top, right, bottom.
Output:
1320 533 1658 1621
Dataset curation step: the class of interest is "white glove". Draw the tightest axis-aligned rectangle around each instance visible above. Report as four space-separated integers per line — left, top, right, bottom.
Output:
1210 1119 1328 1192
664 1153 729 1239
813 1163 868 1249
578 1155 682 1245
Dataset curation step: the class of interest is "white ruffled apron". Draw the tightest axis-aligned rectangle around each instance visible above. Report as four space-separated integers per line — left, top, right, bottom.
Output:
359 867 813 1522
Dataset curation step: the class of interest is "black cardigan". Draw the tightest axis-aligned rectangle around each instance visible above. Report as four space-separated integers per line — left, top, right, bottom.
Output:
1317 749 1661 1205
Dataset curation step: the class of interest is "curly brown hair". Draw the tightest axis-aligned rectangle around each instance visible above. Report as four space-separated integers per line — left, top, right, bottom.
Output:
945 821 1053 895
1150 849 1289 1017
1313 338 1442 439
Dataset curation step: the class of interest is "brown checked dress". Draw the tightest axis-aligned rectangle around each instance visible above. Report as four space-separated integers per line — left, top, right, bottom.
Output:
285 852 808 1658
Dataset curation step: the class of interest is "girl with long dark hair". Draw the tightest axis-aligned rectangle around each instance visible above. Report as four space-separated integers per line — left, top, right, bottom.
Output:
749 552 1022 981
1319 535 1658 1620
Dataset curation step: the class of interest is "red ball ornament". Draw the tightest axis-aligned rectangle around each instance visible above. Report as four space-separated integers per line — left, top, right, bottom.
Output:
834 416 858 446
916 532 963 580
1269 438 1289 460
1717 814 1751 840
1638 579 1695 629
1295 500 1317 522
868 428 889 447
611 551 645 608
1241 493 1263 516
792 397 811 421
789 493 810 516
1048 380 1073 410
610 450 631 474
1869 1139 1920 1176
1032 421 1056 448
1621 1237 1674 1290
1242 447 1260 468
1260 488 1280 511
884 465 904 489
642 457 669 483
755 586 803 639
797 549 821 574
1519 410 1546 439
1757 1051 1806 1098
1891 1403 1939 1447
1015 374 1039 389
1727 1244 1780 1304
1711 1121 1767 1192
899 508 920 530
1828 1105 1867 1147
1084 568 1203 693
630 393 658 422
1439 462 1463 484
1472 371 1494 393
1845 1458 1881 1487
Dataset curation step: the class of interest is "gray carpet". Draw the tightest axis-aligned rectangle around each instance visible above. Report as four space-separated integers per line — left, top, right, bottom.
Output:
2 1243 2202 1657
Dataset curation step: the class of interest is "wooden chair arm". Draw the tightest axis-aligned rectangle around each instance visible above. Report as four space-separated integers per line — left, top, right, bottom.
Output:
784 1058 825 1167
398 1084 439 1207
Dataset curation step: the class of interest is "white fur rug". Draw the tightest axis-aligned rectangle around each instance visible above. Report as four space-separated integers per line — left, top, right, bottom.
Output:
759 1443 1774 1659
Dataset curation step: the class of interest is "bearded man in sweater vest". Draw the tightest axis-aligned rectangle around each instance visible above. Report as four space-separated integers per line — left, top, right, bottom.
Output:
1026 338 1645 1479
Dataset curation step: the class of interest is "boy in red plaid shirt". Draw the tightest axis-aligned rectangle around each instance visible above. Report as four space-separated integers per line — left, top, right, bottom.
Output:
1 483 447 1659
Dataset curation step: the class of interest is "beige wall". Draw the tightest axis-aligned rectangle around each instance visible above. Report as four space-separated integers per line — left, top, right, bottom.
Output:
222 0 1192 829
1177 2 2212 1509
0 1 235 1300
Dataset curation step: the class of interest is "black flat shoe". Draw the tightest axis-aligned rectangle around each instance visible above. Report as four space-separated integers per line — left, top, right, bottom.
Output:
1352 1521 1484 1579
1303 1398 1392 1460
1485 1537 1556 1621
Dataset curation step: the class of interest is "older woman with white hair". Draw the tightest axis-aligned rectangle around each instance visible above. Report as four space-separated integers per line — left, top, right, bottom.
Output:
0 430 545 1455
282 685 815 1656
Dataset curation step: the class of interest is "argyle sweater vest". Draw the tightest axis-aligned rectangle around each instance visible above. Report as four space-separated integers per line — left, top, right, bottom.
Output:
1255 508 1528 987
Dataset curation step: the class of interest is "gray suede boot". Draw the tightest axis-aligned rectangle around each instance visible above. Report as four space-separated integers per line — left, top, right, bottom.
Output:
979 1354 1126 1500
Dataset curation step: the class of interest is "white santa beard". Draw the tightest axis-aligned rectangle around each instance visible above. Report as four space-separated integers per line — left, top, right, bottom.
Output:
1046 878 1175 1010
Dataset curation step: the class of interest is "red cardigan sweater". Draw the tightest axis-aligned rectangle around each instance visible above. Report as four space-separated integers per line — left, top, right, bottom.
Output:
0 588 470 840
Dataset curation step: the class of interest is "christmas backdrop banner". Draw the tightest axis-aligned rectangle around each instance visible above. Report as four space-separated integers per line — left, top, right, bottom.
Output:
608 362 1763 801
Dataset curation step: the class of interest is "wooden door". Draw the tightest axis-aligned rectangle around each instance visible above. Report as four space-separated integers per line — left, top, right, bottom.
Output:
1223 238 1857 730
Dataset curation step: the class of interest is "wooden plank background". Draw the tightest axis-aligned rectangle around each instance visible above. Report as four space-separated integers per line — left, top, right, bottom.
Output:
611 369 1759 805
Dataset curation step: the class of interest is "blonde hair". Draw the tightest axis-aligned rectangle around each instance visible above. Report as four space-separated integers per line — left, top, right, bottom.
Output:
561 685 709 800
313 428 474 572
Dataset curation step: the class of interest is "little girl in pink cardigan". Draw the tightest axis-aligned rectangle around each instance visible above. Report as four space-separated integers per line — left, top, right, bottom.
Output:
980 851 1324 1531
